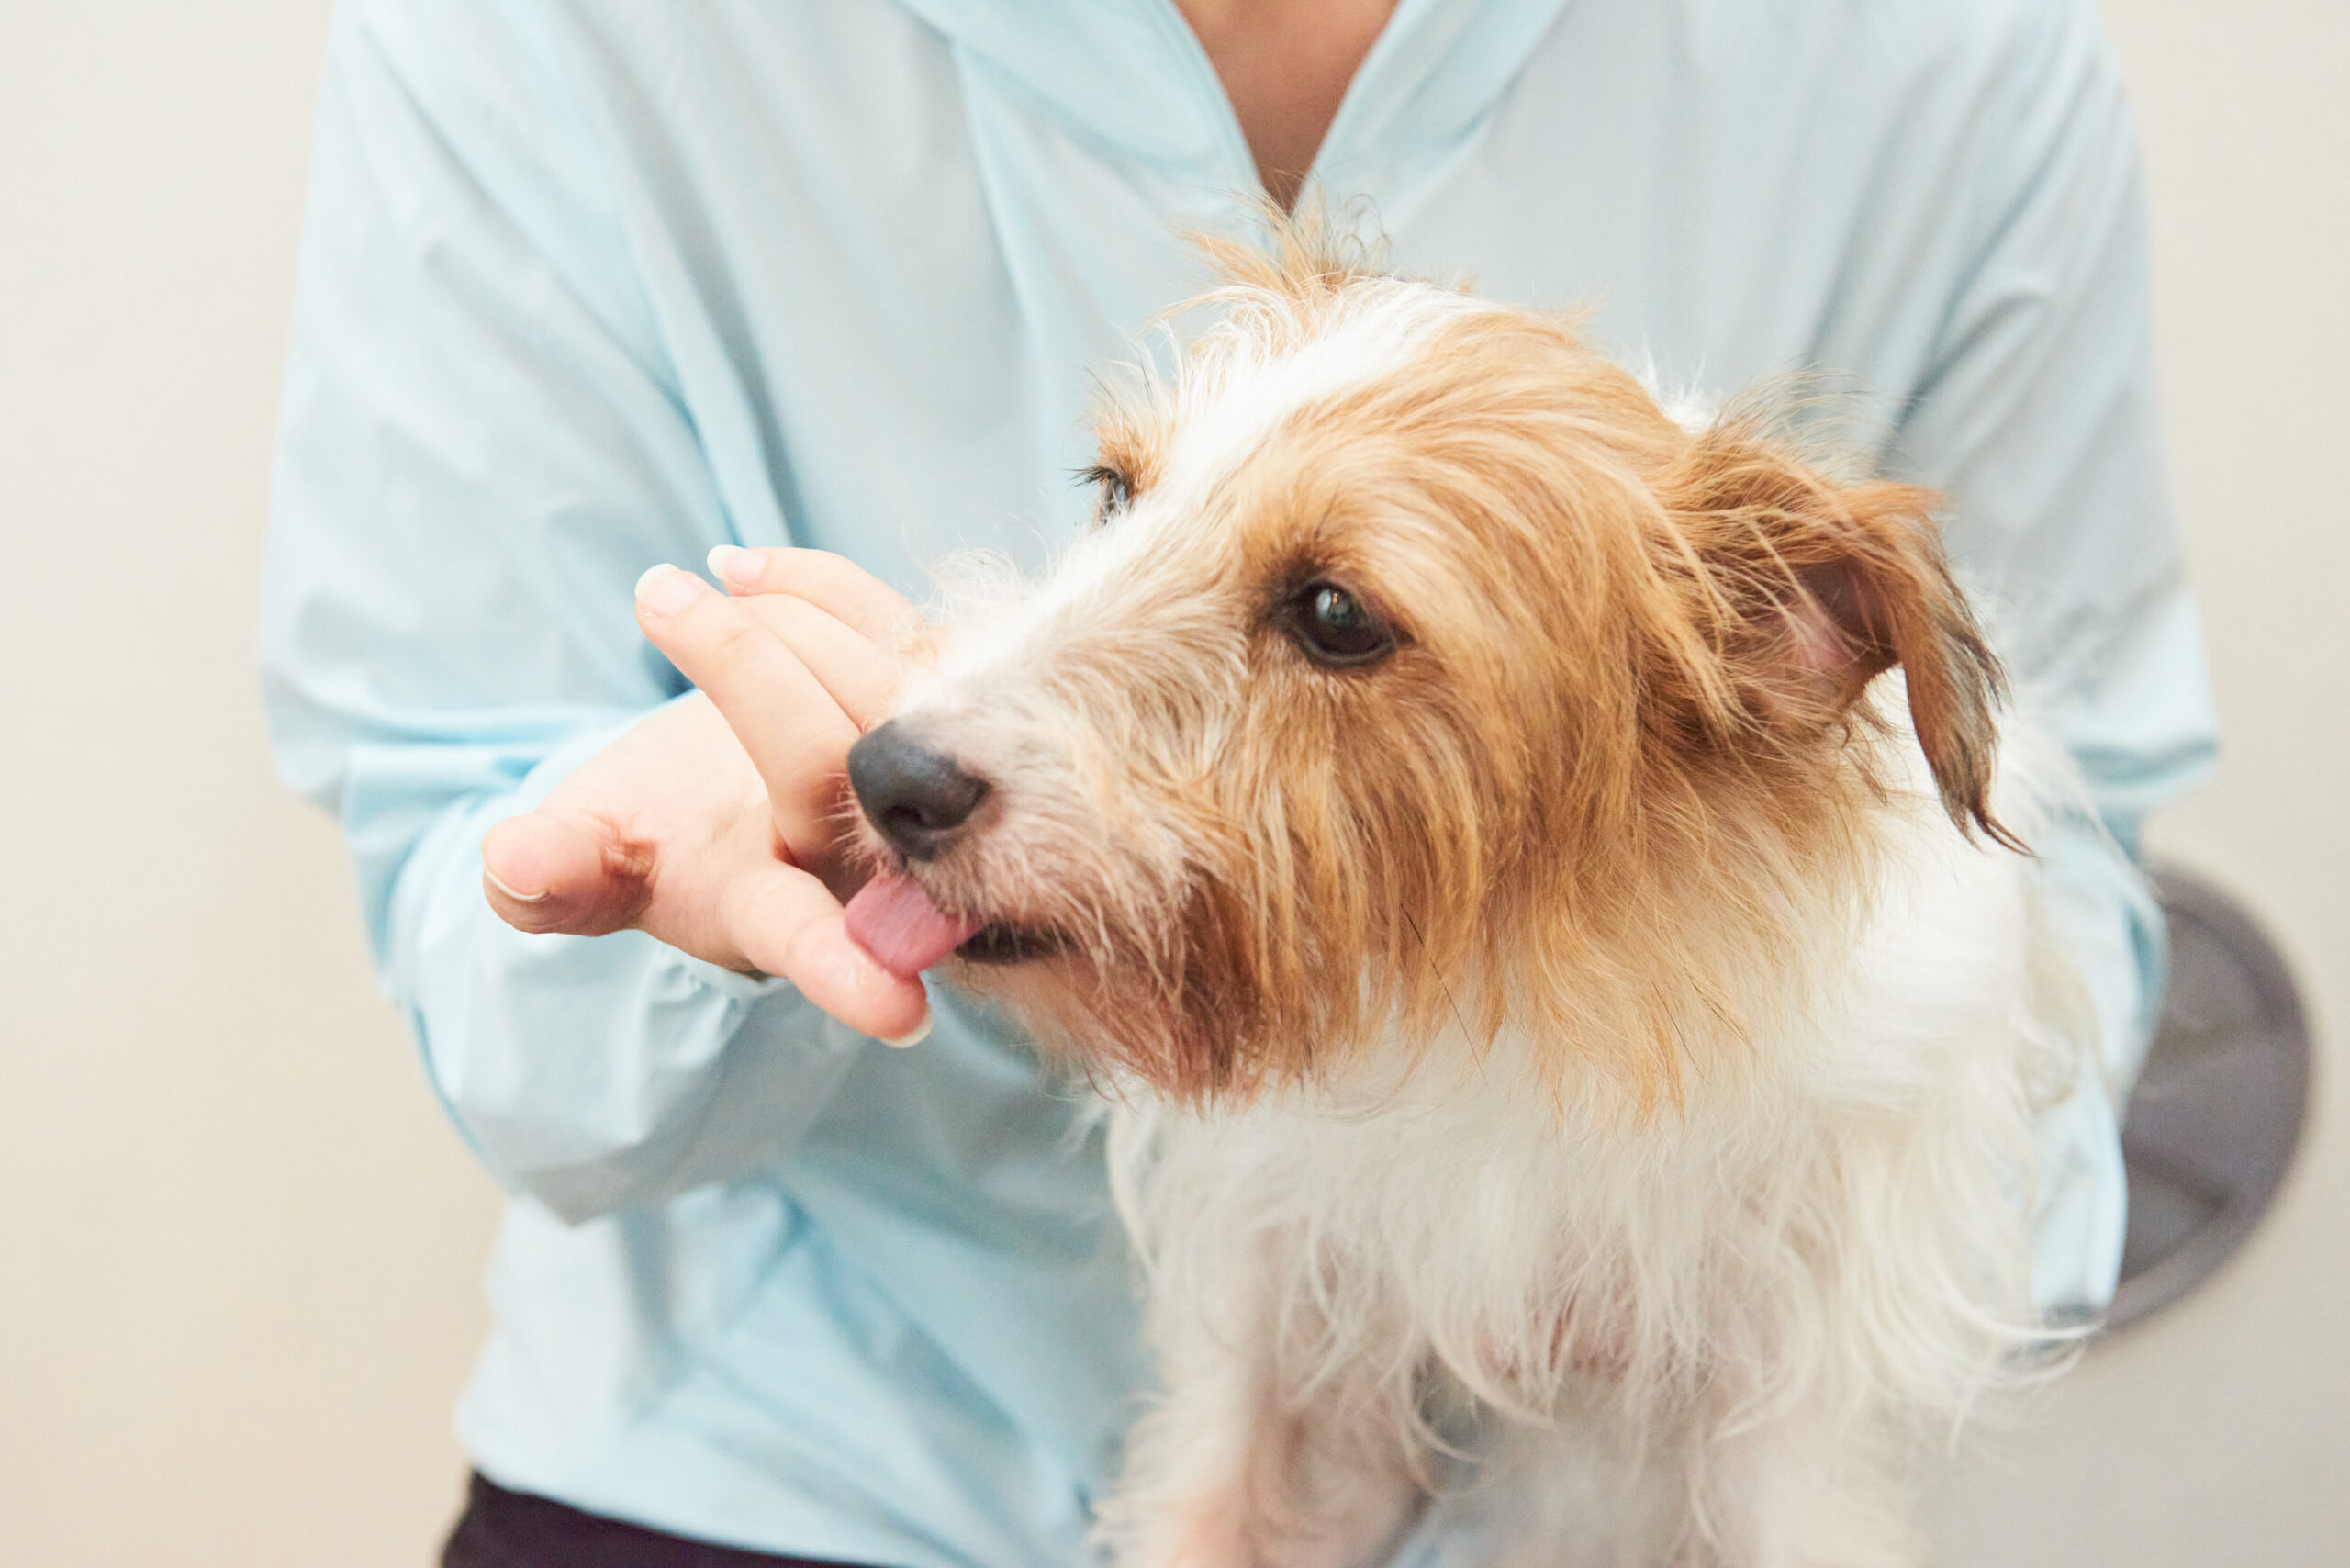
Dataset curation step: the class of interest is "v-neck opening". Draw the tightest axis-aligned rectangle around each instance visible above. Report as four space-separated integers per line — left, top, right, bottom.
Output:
1143 0 1418 213
890 0 1575 209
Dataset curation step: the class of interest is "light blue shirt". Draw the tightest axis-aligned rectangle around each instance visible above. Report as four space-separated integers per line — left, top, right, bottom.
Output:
261 1 2218 1562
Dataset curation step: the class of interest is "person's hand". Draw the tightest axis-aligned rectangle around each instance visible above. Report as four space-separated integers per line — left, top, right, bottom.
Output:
480 546 934 1042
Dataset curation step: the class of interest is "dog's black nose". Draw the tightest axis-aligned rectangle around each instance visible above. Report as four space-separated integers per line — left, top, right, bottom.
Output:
847 721 990 862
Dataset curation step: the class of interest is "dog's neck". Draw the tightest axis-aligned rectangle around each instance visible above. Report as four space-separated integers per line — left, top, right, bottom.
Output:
1368 721 1910 1120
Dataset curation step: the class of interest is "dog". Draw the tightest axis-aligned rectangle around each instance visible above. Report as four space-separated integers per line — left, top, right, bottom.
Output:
839 230 2083 1567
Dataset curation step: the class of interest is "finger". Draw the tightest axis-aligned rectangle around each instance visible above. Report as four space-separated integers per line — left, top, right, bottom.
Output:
481 809 652 936
634 564 858 864
720 858 931 1043
706 545 923 642
733 592 902 731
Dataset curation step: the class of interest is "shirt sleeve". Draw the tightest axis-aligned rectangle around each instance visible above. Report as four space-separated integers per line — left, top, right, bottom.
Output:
258 0 864 1223
1888 0 2219 1310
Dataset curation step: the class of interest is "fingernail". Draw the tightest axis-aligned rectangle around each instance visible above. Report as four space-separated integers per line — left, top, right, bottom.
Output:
483 866 549 904
881 1010 933 1048
634 563 704 616
707 544 755 592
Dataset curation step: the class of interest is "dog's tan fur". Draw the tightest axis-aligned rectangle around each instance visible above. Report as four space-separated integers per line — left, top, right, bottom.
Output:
913 230 2005 1114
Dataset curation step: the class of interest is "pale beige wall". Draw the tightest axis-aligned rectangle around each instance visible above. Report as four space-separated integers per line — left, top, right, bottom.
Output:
1928 2 2350 1562
0 6 494 1564
0 3 2340 1564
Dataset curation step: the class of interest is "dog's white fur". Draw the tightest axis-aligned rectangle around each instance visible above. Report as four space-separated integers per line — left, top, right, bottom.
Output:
859 237 2085 1566
1093 728 2077 1567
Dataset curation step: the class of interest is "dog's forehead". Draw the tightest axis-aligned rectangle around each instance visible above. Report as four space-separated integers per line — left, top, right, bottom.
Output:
1003 287 1468 605
1158 280 1475 492
917 283 1486 695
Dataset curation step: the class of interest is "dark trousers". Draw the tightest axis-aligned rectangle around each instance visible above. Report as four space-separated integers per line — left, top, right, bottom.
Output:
442 1473 882 1568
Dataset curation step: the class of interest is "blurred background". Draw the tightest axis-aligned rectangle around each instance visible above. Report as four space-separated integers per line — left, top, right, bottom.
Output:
1 3 2342 1563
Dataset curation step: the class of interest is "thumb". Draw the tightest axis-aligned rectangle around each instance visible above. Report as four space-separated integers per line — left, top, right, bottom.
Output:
481 809 651 936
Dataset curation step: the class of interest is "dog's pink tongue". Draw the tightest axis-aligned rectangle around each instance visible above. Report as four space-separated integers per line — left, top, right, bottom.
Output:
845 873 981 980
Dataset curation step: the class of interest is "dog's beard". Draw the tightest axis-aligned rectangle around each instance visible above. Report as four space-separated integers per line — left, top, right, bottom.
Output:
845 846 1326 1101
848 758 1484 1107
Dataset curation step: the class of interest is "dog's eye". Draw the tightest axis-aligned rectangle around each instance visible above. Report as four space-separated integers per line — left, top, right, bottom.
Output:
1078 464 1135 526
1284 582 1396 669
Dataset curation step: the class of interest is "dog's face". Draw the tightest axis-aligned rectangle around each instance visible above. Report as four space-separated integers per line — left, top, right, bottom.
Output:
845 250 2006 1103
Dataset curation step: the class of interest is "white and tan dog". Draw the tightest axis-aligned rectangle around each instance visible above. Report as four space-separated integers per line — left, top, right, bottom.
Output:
840 231 2081 1568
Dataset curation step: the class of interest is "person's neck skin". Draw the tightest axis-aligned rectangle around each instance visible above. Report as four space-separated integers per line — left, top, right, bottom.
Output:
1174 0 1397 210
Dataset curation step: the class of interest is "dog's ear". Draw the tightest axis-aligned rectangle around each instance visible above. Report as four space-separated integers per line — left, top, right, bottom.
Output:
1661 432 2019 848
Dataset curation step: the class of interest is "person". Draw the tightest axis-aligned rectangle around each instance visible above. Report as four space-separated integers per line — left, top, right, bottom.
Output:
260 1 2218 1562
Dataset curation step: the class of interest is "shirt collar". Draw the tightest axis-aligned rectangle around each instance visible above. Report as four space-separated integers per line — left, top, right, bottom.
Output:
890 0 1576 184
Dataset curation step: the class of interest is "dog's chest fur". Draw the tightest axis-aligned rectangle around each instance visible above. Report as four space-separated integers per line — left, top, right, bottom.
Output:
1101 724 2066 1559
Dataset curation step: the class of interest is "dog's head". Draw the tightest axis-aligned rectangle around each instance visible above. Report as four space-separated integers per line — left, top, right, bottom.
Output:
845 241 2008 1103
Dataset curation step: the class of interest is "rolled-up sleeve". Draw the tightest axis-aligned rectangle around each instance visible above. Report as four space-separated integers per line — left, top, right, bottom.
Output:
1891 0 2219 1309
260 1 858 1222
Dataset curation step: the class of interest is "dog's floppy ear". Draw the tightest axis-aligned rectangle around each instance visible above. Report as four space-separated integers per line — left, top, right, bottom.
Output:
1662 431 2020 849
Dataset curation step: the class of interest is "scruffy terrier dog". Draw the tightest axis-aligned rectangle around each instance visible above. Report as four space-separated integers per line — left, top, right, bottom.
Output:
841 234 2078 1567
